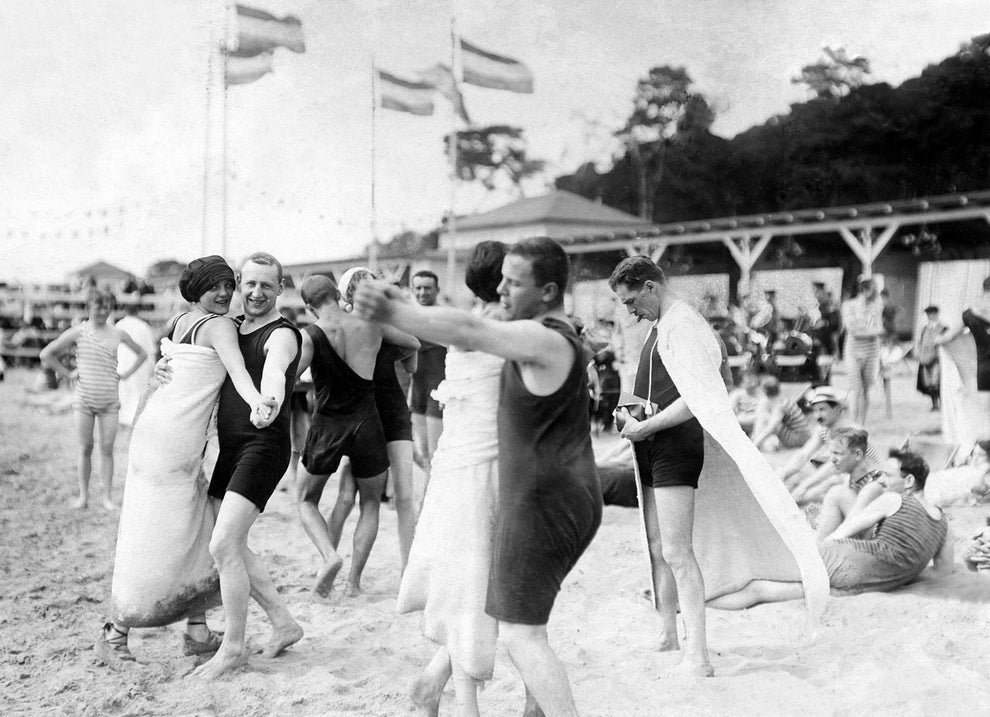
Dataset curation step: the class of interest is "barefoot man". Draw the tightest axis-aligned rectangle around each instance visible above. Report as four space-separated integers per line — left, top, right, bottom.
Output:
194 252 304 679
355 237 602 717
294 274 419 597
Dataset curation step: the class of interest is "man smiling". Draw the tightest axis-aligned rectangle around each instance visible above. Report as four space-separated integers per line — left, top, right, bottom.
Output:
193 252 304 679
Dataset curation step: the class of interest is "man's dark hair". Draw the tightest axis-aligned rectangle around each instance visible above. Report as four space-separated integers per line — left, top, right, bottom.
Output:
300 274 340 307
832 426 869 456
465 241 506 303
888 448 930 490
413 270 439 288
508 237 569 306
608 255 666 292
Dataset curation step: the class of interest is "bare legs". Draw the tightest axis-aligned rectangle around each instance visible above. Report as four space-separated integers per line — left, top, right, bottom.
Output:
642 486 713 675
193 494 302 679
301 462 387 597
388 439 418 571
706 580 804 610
73 410 118 509
500 622 578 717
296 467 344 597
412 413 443 483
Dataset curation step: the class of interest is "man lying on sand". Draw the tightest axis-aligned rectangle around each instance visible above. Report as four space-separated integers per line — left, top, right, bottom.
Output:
714 448 953 608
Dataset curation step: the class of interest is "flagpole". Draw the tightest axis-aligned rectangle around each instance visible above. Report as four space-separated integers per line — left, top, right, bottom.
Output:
369 53 379 272
203 0 231 258
446 14 461 296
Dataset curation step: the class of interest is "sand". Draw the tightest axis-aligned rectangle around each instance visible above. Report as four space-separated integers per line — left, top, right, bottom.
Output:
2 363 989 717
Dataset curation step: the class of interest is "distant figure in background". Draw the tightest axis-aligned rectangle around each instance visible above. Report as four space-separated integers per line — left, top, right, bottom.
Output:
409 270 446 477
812 280 841 360
938 276 990 394
842 277 884 426
40 288 148 510
593 349 622 432
728 369 763 434
880 289 898 346
750 375 811 452
915 305 947 410
699 292 722 320
115 303 158 427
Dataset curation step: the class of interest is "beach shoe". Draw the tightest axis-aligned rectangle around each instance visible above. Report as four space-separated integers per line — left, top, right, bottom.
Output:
94 623 135 665
182 629 223 656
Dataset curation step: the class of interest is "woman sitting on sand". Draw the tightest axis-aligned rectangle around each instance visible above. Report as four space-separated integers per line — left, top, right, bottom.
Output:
397 242 507 717
39 288 149 510
95 256 275 663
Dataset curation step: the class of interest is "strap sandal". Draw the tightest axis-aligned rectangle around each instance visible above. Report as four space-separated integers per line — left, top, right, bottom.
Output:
182 626 224 656
94 622 135 664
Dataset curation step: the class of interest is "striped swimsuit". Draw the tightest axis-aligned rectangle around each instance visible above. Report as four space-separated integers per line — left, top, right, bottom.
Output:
72 322 121 416
819 494 947 592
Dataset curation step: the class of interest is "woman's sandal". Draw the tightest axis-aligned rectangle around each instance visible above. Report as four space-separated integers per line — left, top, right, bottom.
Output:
182 621 223 656
94 622 135 663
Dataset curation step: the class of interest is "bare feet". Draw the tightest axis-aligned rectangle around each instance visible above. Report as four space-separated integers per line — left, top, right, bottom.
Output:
410 673 443 717
675 658 715 677
313 555 343 598
191 645 250 679
343 581 361 598
72 495 88 509
262 621 304 658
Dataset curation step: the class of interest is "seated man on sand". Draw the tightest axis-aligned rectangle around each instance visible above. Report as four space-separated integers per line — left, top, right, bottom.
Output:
778 387 882 503
814 427 887 540
728 369 762 434
711 448 953 607
750 375 811 452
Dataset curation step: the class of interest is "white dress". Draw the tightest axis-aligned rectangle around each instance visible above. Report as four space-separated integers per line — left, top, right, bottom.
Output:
397 348 503 680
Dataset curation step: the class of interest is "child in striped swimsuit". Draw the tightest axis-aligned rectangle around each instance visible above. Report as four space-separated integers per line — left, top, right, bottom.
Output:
40 289 148 509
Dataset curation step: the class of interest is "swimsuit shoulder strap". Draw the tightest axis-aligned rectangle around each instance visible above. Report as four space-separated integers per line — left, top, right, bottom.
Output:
166 312 189 341
180 313 220 345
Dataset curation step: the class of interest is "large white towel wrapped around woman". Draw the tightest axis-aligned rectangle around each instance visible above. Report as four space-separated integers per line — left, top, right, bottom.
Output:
111 339 226 627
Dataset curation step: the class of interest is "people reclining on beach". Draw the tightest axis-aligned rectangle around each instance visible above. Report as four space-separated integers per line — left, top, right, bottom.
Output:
778 387 882 503
709 447 953 608
814 427 888 540
749 375 811 452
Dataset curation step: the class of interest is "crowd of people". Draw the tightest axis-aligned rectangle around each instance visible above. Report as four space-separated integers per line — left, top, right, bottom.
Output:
18 238 989 716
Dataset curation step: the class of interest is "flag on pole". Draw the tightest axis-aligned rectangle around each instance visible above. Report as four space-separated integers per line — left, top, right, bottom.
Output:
459 39 533 93
232 4 305 55
378 70 436 116
226 49 274 85
418 64 471 124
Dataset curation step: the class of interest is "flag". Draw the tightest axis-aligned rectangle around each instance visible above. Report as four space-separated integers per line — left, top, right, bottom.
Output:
225 49 274 85
378 70 435 116
418 64 471 124
459 39 533 93
232 4 305 55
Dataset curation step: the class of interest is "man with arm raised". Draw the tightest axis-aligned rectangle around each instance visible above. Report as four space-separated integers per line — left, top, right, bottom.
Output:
355 237 601 717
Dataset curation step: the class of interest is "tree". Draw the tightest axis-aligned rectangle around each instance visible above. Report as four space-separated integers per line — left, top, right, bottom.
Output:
444 125 545 196
618 65 697 220
792 46 872 100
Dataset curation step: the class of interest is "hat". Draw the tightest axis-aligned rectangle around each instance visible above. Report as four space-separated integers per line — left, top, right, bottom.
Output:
812 280 826 289
809 386 844 406
178 255 235 303
923 305 940 314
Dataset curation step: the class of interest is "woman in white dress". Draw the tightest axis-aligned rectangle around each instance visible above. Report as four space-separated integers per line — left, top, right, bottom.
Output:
397 241 507 717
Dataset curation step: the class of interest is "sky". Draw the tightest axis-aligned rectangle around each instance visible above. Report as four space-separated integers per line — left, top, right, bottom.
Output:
1 0 987 282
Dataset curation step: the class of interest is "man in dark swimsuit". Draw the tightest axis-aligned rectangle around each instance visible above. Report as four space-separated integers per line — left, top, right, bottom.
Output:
353 237 601 717
609 255 714 677
409 270 446 477
294 275 419 598
194 252 304 679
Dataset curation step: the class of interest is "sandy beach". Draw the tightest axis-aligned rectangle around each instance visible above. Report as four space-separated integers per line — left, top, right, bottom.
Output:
2 362 989 717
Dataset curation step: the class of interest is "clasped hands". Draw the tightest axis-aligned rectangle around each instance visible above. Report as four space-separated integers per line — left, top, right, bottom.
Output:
615 408 653 442
150 356 277 429
352 280 405 321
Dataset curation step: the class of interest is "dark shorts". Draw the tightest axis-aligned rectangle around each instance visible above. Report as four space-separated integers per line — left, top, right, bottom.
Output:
634 419 705 489
409 380 443 418
377 388 413 442
209 436 290 513
486 478 602 625
302 410 390 479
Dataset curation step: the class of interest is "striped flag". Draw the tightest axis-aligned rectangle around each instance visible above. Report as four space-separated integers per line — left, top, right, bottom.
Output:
378 70 435 116
226 49 274 86
232 4 305 55
418 64 471 123
460 39 533 94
